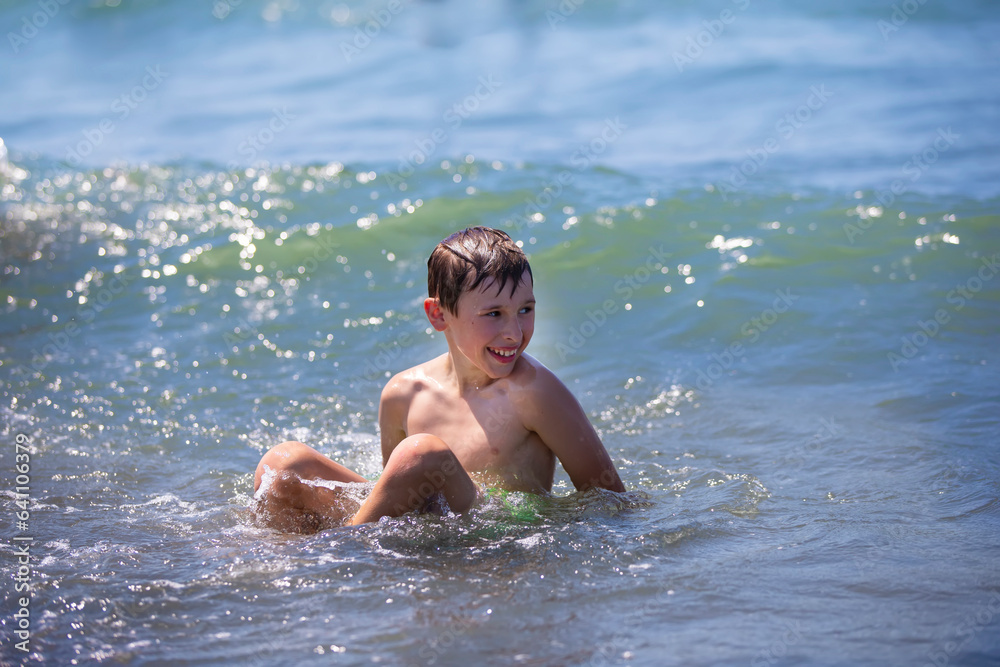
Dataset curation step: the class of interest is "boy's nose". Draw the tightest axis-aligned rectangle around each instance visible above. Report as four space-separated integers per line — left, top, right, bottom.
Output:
502 317 521 342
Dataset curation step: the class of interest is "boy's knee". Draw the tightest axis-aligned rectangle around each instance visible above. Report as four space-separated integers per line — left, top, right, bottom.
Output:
254 440 312 491
390 434 458 478
402 433 450 455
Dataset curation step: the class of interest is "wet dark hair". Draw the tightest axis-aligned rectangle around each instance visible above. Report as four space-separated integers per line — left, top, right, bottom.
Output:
427 226 533 315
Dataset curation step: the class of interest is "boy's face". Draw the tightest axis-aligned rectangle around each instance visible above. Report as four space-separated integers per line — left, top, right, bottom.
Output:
443 270 535 380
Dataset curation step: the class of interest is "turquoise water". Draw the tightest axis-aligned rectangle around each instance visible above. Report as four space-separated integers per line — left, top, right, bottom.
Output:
2 1 1000 665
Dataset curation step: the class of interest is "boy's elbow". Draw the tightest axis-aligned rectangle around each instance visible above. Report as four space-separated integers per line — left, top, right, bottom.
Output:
579 468 625 493
603 477 626 493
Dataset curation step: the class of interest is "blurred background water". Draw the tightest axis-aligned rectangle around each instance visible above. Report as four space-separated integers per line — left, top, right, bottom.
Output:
1 0 999 665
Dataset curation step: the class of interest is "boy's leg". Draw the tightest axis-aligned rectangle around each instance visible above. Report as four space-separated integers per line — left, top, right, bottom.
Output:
254 440 367 491
253 440 368 532
349 433 478 525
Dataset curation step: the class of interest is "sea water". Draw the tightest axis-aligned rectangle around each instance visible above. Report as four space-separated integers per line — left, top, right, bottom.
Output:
1 0 999 665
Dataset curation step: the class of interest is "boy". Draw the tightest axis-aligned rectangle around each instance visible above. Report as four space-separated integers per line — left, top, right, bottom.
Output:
253 226 624 531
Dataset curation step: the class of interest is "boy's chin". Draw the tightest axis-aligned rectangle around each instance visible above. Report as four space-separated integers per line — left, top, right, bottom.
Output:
484 348 521 370
473 356 517 379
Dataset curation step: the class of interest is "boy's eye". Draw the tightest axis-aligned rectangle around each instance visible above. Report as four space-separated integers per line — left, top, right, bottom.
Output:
519 306 533 314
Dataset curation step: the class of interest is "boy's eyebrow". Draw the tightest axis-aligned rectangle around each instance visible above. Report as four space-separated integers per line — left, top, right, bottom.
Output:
480 298 536 310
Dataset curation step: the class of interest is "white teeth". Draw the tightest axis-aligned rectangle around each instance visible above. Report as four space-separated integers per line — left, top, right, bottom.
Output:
491 348 516 357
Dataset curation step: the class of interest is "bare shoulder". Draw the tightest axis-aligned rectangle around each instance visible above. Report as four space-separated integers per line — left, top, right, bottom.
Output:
379 354 444 408
506 354 578 427
508 353 562 389
378 355 446 462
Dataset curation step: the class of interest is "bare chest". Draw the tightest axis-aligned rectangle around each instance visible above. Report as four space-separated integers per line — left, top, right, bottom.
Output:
404 388 554 492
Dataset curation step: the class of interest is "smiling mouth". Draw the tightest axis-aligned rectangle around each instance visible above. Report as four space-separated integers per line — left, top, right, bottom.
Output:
488 346 518 362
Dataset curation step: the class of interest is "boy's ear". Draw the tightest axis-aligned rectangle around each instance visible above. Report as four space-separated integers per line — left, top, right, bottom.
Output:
424 297 448 331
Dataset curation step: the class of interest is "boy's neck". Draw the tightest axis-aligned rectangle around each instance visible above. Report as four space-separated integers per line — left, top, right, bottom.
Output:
442 346 500 395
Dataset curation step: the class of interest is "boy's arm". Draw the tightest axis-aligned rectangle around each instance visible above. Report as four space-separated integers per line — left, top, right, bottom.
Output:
378 375 409 467
523 366 625 493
